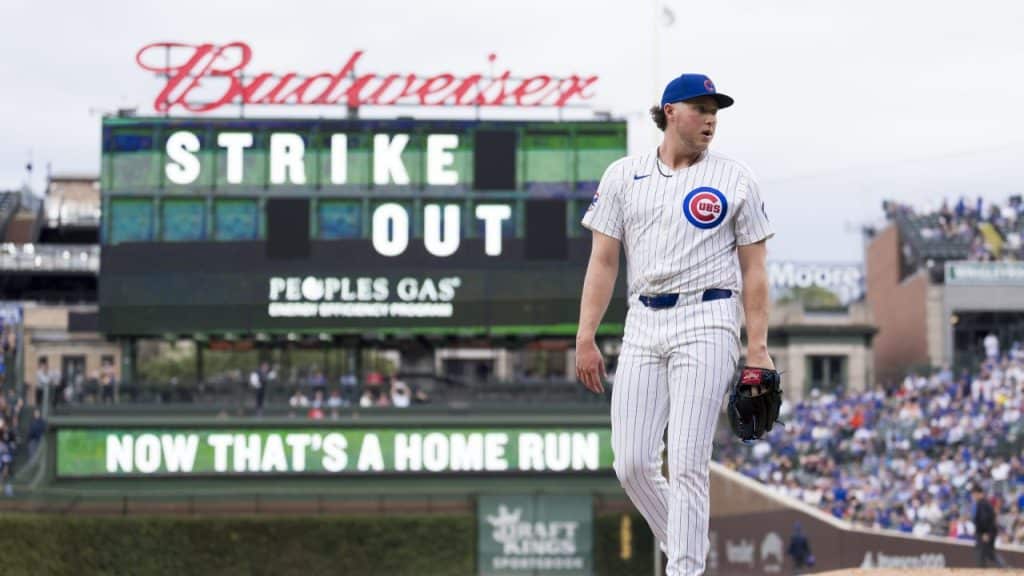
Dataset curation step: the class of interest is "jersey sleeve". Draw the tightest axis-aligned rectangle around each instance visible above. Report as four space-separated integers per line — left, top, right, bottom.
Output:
581 160 625 240
734 172 775 245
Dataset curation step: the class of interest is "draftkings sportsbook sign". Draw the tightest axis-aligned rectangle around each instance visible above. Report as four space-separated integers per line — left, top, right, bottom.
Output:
478 494 593 576
56 427 612 478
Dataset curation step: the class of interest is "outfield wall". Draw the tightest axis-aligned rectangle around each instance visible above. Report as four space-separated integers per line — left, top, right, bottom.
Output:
708 463 1024 574
18 416 1024 574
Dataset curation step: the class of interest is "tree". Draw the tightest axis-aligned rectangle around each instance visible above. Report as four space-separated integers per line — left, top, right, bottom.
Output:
776 286 842 309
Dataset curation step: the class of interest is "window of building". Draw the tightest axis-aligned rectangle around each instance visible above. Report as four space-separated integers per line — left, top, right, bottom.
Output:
806 355 847 393
952 311 1024 370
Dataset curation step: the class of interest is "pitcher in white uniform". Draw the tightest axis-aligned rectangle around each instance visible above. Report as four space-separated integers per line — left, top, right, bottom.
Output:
575 73 775 576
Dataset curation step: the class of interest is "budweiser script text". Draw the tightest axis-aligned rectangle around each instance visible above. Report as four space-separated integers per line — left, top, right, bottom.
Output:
137 42 599 113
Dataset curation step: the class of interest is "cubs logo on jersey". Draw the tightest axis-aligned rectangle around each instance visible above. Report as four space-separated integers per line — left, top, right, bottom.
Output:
683 187 728 229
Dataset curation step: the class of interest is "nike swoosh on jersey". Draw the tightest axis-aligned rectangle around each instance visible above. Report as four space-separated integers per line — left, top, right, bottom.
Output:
633 174 650 180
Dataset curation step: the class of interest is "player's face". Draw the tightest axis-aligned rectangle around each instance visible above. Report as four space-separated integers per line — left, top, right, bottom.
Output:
665 96 718 151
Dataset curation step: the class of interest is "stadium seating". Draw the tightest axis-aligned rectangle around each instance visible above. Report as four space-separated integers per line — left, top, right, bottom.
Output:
716 346 1024 545
887 196 1024 267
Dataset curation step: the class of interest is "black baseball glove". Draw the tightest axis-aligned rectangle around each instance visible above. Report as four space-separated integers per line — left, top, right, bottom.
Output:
727 366 783 442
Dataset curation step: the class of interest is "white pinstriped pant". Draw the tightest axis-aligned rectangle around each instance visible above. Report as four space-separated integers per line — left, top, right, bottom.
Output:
611 293 740 576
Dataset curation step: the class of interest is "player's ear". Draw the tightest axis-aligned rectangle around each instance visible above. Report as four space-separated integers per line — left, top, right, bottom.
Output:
660 104 671 126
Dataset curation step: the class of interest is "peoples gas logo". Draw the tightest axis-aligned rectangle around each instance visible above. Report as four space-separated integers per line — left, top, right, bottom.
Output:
267 275 462 319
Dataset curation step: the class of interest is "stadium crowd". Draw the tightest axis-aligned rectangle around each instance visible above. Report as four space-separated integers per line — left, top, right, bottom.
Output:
0 392 42 498
718 339 1024 546
0 323 13 392
283 369 429 419
883 195 1024 262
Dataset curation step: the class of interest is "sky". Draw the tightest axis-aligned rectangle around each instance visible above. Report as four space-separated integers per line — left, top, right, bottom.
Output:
2 0 1023 262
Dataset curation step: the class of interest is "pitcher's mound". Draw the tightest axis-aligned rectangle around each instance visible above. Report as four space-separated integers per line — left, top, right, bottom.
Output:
811 565 1019 569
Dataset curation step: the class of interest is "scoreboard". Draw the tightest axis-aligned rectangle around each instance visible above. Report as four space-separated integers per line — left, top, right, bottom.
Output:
99 117 628 336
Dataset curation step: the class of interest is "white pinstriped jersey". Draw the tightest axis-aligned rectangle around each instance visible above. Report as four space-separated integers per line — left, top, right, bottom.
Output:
581 147 774 299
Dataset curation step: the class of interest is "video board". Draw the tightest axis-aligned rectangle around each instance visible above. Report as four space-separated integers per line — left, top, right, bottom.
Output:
99 117 628 336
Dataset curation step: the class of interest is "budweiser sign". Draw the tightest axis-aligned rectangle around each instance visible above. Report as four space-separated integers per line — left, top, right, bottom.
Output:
136 42 599 113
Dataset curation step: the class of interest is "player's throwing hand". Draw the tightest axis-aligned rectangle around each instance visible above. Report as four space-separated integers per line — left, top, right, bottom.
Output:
575 337 606 394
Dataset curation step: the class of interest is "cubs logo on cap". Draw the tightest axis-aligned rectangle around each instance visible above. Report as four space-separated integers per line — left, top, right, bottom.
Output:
661 74 734 109
683 187 728 229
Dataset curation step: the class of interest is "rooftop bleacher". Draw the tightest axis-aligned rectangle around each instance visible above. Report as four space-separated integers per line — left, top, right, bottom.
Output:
885 196 1024 281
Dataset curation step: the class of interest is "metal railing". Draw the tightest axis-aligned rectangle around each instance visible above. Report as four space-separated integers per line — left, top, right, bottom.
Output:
43 200 101 229
0 243 99 273
48 376 609 416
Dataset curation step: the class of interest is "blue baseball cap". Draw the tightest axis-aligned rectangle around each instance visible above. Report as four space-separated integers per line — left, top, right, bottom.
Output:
660 74 734 109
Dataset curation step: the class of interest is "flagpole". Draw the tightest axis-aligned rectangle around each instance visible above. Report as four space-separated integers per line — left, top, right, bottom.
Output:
652 0 661 147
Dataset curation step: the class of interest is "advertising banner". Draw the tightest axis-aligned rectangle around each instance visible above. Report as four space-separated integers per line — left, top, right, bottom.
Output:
56 427 612 478
946 261 1024 285
708 510 1024 574
478 494 593 576
767 261 864 305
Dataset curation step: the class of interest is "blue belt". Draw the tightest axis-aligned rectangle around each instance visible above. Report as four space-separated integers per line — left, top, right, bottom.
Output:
638 289 732 309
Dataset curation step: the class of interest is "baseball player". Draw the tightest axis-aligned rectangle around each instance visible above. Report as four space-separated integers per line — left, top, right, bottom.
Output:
576 73 776 576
